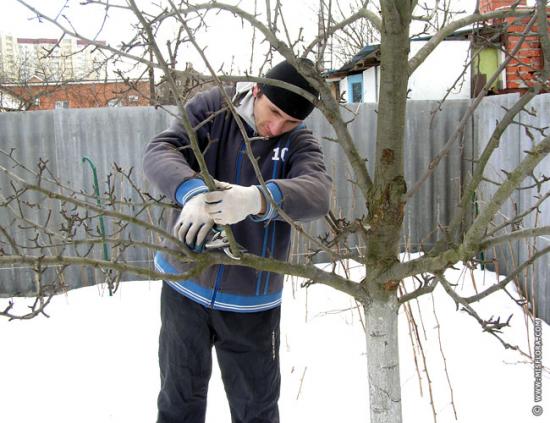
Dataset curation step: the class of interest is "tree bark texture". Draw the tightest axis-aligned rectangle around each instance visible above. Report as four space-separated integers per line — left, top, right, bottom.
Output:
364 295 402 423
366 0 410 267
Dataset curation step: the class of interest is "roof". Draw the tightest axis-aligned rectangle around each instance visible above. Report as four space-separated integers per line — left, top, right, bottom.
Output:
1 78 148 87
16 38 106 46
17 38 59 44
326 26 492 78
337 44 380 74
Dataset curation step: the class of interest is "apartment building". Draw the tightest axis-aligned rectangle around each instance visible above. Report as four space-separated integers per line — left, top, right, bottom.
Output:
0 34 107 82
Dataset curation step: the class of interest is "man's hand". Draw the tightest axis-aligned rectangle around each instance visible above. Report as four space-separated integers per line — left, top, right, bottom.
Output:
173 193 214 249
205 181 264 225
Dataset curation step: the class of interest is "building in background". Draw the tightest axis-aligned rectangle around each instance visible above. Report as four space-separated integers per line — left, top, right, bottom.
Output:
327 37 472 103
0 34 153 111
0 34 108 82
0 33 19 80
2 77 150 111
476 0 548 93
326 0 549 103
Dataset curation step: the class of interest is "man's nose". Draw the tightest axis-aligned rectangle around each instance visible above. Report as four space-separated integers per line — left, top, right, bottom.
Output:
269 119 285 136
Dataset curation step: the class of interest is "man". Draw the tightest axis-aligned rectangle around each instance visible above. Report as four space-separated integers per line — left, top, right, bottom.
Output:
143 59 332 423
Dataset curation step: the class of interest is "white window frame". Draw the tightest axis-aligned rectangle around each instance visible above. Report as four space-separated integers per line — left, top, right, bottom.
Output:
54 100 69 109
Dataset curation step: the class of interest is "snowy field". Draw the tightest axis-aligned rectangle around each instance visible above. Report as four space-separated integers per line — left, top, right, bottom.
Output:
1 259 549 423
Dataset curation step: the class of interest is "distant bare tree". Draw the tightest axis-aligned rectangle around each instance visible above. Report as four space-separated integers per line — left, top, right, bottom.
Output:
318 0 380 68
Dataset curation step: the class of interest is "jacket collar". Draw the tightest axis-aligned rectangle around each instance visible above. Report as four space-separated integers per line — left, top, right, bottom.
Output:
233 82 257 134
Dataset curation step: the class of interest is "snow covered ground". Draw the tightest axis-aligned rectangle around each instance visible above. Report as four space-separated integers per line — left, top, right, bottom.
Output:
1 260 549 423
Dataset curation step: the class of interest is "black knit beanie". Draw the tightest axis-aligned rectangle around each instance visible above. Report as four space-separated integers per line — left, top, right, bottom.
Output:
260 59 318 120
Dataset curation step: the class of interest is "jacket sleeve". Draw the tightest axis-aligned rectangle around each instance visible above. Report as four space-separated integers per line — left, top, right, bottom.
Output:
143 88 222 206
253 131 332 223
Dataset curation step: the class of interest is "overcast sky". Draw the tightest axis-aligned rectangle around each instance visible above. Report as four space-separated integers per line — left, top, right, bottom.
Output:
1 0 321 74
0 0 484 75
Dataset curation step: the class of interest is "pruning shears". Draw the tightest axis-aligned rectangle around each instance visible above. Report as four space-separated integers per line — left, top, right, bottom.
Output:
194 226 246 260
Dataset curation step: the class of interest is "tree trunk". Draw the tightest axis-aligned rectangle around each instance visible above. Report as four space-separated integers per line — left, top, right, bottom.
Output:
364 294 402 423
363 2 411 421
365 0 410 274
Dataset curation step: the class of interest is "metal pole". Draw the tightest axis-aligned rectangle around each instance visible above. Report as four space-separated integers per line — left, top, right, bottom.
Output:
82 156 112 295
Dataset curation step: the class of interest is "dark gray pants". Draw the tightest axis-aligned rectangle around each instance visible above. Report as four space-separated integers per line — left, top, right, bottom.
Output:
157 283 281 423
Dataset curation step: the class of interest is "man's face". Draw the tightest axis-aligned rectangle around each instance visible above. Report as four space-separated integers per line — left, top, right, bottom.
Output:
252 85 302 138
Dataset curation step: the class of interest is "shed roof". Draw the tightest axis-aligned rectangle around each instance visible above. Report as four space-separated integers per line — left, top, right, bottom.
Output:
326 26 492 78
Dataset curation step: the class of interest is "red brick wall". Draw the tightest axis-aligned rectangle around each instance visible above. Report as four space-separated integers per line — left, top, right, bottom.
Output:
480 0 549 92
504 15 544 89
479 0 527 15
10 80 151 110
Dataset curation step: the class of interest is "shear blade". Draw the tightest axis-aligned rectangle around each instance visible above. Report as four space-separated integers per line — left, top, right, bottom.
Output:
204 228 245 259
223 246 242 260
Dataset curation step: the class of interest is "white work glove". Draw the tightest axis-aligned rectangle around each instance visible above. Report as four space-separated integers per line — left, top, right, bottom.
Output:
173 192 214 249
204 181 263 225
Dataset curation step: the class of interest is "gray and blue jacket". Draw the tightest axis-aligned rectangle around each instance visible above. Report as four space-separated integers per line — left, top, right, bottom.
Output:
143 86 332 312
